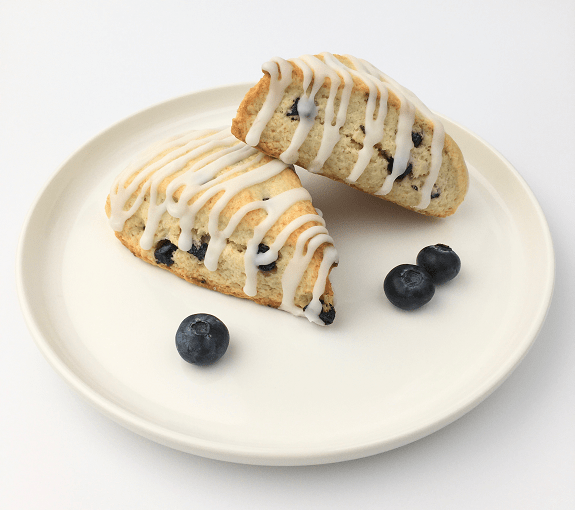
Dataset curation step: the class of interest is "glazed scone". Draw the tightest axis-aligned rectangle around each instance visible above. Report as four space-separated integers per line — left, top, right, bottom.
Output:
105 127 338 325
232 53 469 217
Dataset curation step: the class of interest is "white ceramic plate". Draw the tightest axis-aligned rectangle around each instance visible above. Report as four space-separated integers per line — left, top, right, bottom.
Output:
17 83 554 466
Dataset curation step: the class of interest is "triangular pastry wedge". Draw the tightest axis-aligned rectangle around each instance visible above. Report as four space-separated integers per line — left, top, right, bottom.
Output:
232 53 469 217
105 127 338 325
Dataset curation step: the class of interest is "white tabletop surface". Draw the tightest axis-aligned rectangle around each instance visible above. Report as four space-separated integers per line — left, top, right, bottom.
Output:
2 1 574 508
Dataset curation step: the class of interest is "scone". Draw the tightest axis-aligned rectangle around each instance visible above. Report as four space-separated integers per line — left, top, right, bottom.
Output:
232 53 469 217
105 127 338 325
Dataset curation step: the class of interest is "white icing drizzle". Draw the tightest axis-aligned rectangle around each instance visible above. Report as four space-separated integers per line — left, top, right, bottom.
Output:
244 53 446 209
342 55 390 184
358 58 445 209
109 127 337 325
279 56 322 165
308 53 353 173
245 58 294 147
279 225 337 325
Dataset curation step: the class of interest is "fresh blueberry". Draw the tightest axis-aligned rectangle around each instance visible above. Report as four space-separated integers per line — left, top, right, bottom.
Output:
175 314 230 366
154 239 178 266
416 244 461 285
384 264 435 310
257 243 276 271
188 241 208 261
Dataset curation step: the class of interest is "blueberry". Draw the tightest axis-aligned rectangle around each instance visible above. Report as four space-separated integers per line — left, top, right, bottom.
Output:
385 157 413 181
380 148 392 165
431 186 441 199
380 150 413 180
384 264 435 310
188 241 208 261
175 314 229 366
319 304 336 325
303 299 336 325
286 97 299 117
154 239 178 266
416 244 461 285
397 163 413 181
257 243 276 271
412 131 424 148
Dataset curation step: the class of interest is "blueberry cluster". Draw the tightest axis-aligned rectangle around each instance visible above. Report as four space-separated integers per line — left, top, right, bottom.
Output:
384 244 461 310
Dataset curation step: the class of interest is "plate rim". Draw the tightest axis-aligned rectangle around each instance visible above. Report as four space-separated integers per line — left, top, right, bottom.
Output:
16 83 555 466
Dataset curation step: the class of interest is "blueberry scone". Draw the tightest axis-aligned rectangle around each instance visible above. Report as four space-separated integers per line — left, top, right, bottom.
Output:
105 127 338 325
232 53 469 217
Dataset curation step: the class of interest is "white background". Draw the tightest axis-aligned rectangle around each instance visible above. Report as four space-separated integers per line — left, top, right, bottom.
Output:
2 0 574 508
